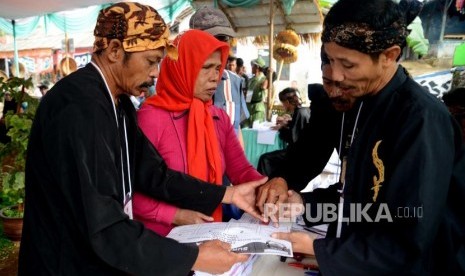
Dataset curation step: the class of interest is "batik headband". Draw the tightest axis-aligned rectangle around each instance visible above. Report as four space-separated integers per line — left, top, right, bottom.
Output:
321 21 410 54
93 2 177 59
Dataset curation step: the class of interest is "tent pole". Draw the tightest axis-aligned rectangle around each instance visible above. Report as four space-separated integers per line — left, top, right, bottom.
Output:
267 0 275 120
12 20 19 77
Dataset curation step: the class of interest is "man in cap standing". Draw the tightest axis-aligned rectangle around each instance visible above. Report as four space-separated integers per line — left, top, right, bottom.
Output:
19 2 268 275
243 57 268 128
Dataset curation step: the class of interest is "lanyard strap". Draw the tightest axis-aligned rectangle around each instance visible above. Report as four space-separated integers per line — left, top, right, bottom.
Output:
90 62 132 202
336 101 363 238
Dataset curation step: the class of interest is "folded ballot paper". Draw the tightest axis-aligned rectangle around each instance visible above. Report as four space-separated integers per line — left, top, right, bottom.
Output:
167 213 293 257
167 213 293 276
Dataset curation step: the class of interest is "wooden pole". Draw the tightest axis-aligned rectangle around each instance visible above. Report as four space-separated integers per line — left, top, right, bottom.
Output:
267 0 275 121
277 59 284 83
439 0 454 43
65 32 70 74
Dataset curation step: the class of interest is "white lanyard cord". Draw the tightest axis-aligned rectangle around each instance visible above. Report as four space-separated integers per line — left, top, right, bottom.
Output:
90 62 132 201
336 101 363 238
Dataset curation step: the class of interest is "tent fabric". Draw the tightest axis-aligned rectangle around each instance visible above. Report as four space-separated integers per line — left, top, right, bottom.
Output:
0 1 193 37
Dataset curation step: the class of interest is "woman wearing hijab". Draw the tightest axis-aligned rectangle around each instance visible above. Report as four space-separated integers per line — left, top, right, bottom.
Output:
133 30 264 236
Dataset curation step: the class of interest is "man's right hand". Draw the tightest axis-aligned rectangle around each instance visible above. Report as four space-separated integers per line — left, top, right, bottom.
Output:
192 240 248 274
256 177 289 219
173 209 214 226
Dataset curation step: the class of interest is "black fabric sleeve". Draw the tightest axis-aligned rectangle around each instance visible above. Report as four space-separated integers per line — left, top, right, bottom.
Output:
314 104 463 275
44 102 200 275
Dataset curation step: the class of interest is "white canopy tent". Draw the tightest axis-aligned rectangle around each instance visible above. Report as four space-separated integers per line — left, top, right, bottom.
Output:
0 0 114 20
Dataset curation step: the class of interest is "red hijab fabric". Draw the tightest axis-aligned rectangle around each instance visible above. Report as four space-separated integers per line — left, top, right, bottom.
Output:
143 29 229 221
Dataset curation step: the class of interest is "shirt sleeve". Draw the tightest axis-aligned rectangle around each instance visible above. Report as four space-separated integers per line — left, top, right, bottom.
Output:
132 192 178 226
43 102 201 275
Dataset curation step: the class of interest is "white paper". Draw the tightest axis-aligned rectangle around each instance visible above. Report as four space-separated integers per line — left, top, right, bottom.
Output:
256 129 277 145
245 89 253 103
167 222 293 257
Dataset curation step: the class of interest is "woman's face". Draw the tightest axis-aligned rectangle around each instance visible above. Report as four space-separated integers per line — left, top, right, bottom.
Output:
194 50 222 102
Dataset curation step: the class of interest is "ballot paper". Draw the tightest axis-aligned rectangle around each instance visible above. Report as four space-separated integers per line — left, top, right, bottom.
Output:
180 214 293 276
167 213 293 257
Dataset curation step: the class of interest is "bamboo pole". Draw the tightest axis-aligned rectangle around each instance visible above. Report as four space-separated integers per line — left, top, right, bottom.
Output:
276 59 284 83
267 0 275 121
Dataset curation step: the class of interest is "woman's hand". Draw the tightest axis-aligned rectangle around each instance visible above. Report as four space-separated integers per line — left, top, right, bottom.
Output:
173 208 213 226
222 177 268 222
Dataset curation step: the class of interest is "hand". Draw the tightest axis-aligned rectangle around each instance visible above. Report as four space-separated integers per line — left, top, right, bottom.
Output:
281 190 304 218
173 208 213 226
223 177 268 222
193 240 248 274
272 231 316 255
286 190 303 205
256 177 289 222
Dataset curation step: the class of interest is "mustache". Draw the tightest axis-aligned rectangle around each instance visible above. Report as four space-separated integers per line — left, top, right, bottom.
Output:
330 98 350 105
139 82 153 88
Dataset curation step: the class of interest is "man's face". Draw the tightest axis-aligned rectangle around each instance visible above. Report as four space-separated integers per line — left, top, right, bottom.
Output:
227 60 237 72
321 64 356 112
324 42 386 102
238 65 246 75
194 50 222 102
119 48 164 97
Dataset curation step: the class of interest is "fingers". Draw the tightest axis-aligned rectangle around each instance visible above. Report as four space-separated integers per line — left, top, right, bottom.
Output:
216 240 231 251
256 184 269 213
198 213 214 222
243 206 267 223
235 253 249 263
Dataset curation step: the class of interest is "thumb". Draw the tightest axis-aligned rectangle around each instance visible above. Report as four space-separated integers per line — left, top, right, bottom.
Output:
249 177 268 188
201 215 214 222
271 232 290 240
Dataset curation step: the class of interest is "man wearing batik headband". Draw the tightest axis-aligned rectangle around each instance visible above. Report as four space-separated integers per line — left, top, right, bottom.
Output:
19 2 268 275
265 0 465 274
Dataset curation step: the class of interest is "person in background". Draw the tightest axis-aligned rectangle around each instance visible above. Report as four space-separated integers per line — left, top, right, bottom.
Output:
0 91 18 143
243 57 268 128
267 0 465 274
38 82 49 96
227 55 237 72
257 87 310 176
19 3 268 275
236 57 249 97
134 29 264 235
442 87 465 143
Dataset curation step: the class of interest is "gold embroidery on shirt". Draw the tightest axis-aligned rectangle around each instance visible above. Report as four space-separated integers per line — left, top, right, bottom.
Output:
371 140 384 202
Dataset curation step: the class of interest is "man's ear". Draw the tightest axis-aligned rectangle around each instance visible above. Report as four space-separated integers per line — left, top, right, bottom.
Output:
106 39 125 62
382 45 401 66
